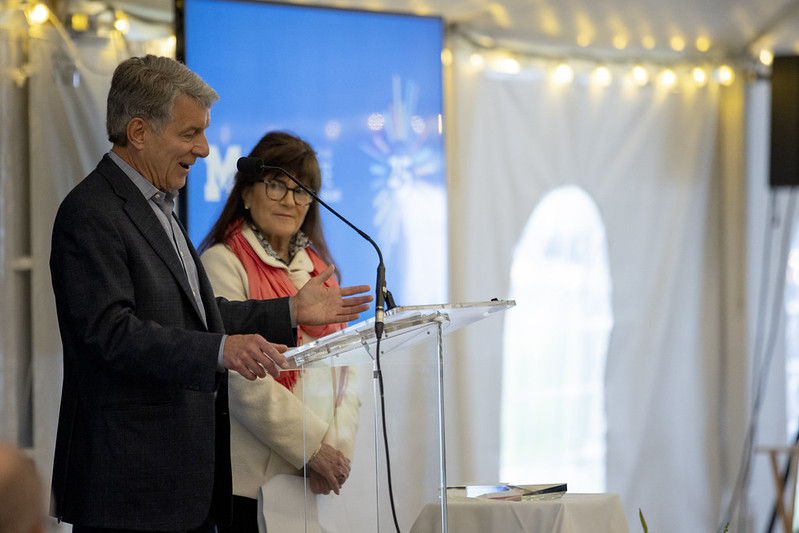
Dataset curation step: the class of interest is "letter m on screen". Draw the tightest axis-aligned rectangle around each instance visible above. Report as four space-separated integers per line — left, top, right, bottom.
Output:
204 145 241 202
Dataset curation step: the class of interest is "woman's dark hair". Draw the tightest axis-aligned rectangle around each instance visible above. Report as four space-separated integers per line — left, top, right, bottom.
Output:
198 131 336 275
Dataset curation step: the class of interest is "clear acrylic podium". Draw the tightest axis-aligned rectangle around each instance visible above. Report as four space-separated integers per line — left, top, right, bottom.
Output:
283 300 515 533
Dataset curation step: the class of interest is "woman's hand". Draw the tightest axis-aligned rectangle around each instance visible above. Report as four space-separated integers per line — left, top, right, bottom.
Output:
307 469 333 495
306 443 351 495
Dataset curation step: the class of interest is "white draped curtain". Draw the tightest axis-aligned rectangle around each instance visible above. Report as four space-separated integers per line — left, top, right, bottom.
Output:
0 8 170 529
443 38 767 532
0 6 788 532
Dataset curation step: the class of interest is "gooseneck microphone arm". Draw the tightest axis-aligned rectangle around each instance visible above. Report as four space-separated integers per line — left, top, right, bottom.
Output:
236 156 393 337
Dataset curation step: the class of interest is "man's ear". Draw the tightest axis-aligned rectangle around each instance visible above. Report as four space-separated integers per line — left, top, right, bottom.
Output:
126 117 147 150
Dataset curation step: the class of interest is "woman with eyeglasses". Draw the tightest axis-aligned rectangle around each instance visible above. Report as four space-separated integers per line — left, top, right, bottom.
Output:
199 131 360 533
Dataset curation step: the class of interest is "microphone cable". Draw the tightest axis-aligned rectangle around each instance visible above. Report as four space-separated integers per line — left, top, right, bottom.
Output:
375 331 403 533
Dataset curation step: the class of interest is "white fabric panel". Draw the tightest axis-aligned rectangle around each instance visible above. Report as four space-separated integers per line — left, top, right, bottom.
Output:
447 40 744 531
741 80 792 533
0 10 30 446
27 25 127 530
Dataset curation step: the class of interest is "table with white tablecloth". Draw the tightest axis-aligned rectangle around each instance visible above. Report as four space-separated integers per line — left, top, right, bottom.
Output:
410 493 630 533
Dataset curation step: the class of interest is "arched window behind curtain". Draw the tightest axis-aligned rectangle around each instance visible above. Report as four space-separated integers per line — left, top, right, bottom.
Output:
783 218 799 530
500 185 613 492
786 243 799 443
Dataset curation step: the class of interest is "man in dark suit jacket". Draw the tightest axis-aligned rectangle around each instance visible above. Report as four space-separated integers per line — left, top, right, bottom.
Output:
49 55 371 533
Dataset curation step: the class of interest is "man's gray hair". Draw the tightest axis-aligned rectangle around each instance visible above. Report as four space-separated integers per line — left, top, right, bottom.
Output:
106 55 219 146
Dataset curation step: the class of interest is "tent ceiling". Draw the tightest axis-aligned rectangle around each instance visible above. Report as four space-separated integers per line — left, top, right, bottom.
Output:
76 0 799 60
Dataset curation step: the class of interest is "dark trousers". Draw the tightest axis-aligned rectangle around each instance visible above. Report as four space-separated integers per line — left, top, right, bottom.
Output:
72 515 217 533
217 495 259 533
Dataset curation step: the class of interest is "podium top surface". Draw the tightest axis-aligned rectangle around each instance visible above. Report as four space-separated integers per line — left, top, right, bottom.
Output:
284 300 515 368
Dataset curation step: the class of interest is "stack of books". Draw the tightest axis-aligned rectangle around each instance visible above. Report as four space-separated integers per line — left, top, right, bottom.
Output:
447 483 567 501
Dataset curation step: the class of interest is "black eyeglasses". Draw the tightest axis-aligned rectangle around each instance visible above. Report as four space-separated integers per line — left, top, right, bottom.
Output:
261 179 314 207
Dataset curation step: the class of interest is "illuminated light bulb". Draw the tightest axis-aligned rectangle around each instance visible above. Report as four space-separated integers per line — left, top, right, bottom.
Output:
716 65 735 86
760 49 774 66
632 66 649 86
577 33 592 47
469 53 485 68
660 69 677 88
159 35 178 57
593 66 612 86
440 48 453 66
501 57 520 74
28 3 49 25
641 35 656 50
612 35 628 50
552 63 574 84
692 67 707 86
114 12 130 33
71 13 89 32
670 36 686 51
696 36 711 52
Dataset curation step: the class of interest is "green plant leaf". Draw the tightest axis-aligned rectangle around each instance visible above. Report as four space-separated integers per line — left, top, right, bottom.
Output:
639 509 648 533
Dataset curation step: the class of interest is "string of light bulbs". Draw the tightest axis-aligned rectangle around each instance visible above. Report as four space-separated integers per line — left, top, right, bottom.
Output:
442 23 779 90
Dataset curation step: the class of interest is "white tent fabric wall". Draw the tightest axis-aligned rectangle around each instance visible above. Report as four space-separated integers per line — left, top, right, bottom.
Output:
742 80 794 533
445 38 758 532
0 9 156 529
27 21 124 517
0 9 32 461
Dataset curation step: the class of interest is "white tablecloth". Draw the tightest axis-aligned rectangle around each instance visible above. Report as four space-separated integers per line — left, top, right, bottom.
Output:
410 493 630 533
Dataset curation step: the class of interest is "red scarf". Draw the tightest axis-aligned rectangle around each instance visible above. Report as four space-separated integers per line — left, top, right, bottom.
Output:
226 221 346 390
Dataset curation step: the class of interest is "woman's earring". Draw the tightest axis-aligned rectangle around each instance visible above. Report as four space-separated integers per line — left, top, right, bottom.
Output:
244 205 250 210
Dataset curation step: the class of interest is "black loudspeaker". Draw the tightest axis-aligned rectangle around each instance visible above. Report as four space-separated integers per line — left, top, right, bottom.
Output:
771 56 799 188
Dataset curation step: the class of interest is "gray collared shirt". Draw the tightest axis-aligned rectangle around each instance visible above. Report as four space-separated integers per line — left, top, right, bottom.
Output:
108 151 225 370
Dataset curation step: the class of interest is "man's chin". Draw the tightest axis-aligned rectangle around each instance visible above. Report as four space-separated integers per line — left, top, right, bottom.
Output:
171 176 188 191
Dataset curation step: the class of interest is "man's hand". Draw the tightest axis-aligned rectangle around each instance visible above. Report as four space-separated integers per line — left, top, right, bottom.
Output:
223 334 288 381
291 264 373 326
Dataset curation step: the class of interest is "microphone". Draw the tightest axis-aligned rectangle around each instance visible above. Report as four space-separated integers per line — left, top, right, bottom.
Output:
236 156 268 176
236 156 395 337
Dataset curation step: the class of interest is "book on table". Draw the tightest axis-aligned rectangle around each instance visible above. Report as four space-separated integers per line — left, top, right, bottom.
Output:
446 483 567 501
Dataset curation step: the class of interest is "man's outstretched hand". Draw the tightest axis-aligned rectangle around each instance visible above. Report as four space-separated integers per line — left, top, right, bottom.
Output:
291 264 373 326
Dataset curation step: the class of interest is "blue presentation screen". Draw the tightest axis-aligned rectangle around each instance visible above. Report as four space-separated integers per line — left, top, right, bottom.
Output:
181 0 447 310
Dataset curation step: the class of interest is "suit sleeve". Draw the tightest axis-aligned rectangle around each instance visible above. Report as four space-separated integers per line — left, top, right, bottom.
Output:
201 244 296 346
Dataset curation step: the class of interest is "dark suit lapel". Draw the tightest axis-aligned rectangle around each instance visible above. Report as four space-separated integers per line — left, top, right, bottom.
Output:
174 216 226 334
98 155 209 328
